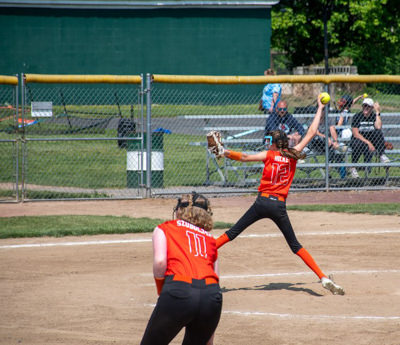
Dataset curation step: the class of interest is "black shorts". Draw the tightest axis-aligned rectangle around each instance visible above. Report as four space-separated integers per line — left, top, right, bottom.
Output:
225 193 302 254
141 275 223 345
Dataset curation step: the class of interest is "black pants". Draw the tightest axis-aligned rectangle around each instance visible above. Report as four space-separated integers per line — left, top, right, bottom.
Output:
309 137 343 163
225 194 302 254
141 276 222 345
350 130 385 163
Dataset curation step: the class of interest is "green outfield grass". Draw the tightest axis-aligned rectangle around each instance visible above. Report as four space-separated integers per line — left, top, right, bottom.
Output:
0 189 108 199
0 132 210 189
0 216 234 239
0 203 398 239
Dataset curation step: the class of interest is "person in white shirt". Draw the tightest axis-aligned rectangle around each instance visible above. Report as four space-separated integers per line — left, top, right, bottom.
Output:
349 97 390 178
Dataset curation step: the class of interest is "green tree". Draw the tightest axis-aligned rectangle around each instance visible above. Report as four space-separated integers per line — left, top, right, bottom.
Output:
272 0 400 74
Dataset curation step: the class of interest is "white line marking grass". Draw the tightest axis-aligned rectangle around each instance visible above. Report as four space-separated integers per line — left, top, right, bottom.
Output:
0 238 151 249
221 269 400 279
1 228 399 250
222 310 400 321
139 269 400 279
143 304 400 321
242 229 400 238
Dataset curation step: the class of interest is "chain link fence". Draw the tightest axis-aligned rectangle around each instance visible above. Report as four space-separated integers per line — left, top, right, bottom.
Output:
149 75 400 196
0 76 19 202
21 74 145 201
2 74 400 201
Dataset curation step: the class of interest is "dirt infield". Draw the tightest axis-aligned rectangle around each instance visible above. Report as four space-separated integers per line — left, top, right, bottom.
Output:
1 190 400 345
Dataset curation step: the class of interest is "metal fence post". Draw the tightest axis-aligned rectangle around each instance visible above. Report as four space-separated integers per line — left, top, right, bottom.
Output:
145 73 152 198
20 73 25 202
324 84 330 191
140 74 145 193
15 74 19 202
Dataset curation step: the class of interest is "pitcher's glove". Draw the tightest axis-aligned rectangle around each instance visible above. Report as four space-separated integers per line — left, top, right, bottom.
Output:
385 141 394 150
207 130 225 158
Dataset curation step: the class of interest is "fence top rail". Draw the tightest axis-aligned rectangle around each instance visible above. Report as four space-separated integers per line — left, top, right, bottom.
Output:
152 74 400 84
0 75 18 85
24 74 142 84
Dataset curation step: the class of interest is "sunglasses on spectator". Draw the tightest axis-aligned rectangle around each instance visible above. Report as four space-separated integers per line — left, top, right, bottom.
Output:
362 104 372 108
277 107 287 111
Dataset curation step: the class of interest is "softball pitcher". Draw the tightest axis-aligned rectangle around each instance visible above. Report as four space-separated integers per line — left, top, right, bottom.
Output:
209 95 345 295
141 192 222 345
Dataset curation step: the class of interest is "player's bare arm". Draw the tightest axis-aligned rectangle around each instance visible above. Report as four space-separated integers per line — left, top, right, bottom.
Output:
374 102 382 130
294 96 325 152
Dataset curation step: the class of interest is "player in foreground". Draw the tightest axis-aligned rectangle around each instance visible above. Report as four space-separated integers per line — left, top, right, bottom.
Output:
208 95 345 295
140 192 222 345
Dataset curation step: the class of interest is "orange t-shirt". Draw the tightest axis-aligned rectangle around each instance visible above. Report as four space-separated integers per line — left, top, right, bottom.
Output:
258 150 297 199
157 219 218 281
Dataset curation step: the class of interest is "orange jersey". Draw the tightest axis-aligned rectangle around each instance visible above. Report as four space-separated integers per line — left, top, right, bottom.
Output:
258 150 297 199
157 219 218 281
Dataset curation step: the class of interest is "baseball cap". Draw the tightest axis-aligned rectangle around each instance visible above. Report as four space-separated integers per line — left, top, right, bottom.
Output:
362 98 374 107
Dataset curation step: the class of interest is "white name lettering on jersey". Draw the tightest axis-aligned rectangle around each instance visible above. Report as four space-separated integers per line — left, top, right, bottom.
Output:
274 156 289 163
177 220 213 238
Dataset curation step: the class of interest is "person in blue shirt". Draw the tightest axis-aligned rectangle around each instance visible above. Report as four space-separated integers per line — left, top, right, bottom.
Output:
259 69 282 114
263 100 305 147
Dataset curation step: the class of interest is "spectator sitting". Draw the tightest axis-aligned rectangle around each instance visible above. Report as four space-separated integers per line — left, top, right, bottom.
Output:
328 94 362 178
307 106 347 174
258 69 282 114
263 100 305 147
308 108 339 153
329 94 365 147
349 97 390 178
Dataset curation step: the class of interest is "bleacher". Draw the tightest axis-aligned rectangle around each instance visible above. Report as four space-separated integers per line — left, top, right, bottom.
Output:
184 112 400 187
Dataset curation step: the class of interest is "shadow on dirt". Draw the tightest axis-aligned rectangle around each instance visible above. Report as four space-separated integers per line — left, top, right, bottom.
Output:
221 282 323 297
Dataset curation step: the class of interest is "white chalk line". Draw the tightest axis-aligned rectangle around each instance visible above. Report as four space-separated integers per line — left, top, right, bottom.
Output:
242 229 400 238
0 238 151 249
222 310 400 321
138 269 400 279
221 269 400 279
142 303 400 321
1 228 399 250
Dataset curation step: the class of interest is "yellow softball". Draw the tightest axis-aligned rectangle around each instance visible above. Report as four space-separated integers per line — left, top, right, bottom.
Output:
363 93 368 98
319 92 330 104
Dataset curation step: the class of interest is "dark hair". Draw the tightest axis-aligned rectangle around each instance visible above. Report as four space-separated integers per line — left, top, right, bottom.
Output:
269 130 306 160
265 68 276 76
339 95 353 109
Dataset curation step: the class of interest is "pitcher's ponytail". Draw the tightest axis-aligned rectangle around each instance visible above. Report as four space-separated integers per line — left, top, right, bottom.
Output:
269 130 306 160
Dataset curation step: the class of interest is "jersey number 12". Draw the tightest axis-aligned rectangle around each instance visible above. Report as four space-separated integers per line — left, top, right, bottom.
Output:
271 162 290 185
